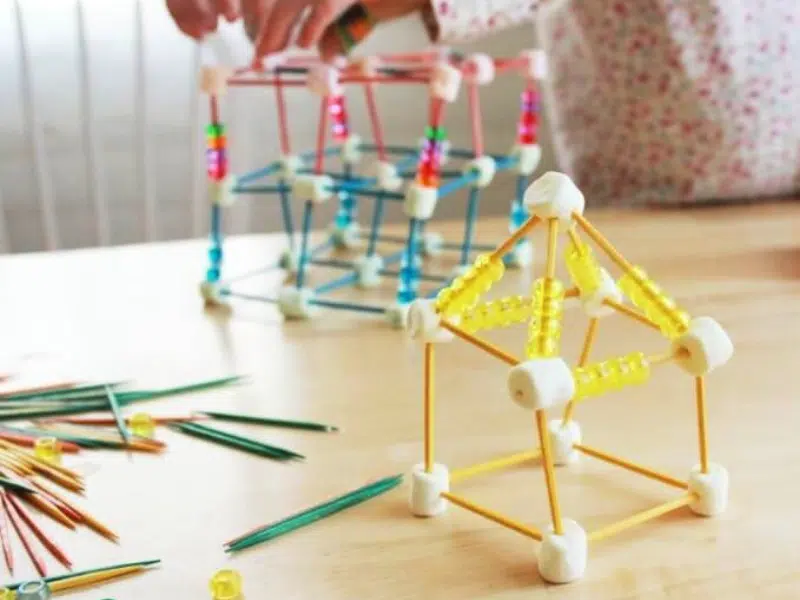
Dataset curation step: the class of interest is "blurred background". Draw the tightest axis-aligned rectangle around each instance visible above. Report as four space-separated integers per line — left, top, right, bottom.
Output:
0 0 553 254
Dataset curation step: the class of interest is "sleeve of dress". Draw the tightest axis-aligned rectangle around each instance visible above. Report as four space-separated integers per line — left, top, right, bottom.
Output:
421 0 541 44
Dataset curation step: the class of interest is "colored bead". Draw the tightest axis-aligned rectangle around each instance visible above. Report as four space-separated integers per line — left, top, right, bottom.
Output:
565 237 602 296
435 253 505 317
129 412 156 439
0 588 13 600
424 126 446 141
209 247 223 262
16 580 51 600
461 295 532 333
328 95 350 141
525 277 565 358
206 123 225 136
618 267 691 338
206 267 221 283
209 569 242 600
516 87 540 145
33 437 61 465
573 352 650 401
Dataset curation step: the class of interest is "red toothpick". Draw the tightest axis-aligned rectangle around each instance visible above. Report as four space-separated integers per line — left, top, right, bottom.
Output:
363 82 387 162
314 96 329 175
467 82 485 157
275 71 291 156
1 492 46 577
0 493 13 574
6 493 71 569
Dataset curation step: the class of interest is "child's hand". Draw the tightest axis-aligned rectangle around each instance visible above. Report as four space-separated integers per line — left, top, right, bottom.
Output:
253 0 428 62
166 0 242 39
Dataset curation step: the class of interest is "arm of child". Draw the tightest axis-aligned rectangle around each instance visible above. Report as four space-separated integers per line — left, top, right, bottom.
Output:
421 0 542 45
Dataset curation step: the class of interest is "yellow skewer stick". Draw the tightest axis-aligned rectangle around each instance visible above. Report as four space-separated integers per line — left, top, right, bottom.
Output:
423 344 435 474
588 495 694 543
696 376 709 474
562 317 599 423
574 444 688 489
440 321 520 366
536 410 563 535
488 216 541 263
441 492 543 541
49 565 145 593
603 298 661 331
450 449 540 484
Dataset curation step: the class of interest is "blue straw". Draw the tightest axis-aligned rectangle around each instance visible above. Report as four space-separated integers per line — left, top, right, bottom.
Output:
366 191 387 257
438 171 479 197
278 177 295 247
233 184 290 194
236 161 283 185
219 290 278 304
309 299 386 314
460 186 481 266
310 258 355 270
314 272 360 295
295 201 314 289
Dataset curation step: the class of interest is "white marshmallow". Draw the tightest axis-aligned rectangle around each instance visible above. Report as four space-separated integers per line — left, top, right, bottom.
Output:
404 183 439 220
277 286 315 320
463 53 496 85
519 49 548 80
421 231 444 257
547 419 582 466
513 143 542 176
199 66 231 95
688 463 729 516
409 463 449 517
429 62 463 103
406 299 454 343
524 171 585 227
463 155 497 188
373 161 403 192
329 221 360 250
385 302 411 330
537 519 587 584
208 174 237 207
354 55 380 77
354 254 384 289
672 317 734 376
340 133 363 165
508 358 576 411
199 281 225 306
278 247 299 273
292 174 334 204
278 154 304 180
580 268 623 318
505 239 535 268
308 64 342 97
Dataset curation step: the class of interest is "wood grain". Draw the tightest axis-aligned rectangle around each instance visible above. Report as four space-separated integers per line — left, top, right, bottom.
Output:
0 201 797 598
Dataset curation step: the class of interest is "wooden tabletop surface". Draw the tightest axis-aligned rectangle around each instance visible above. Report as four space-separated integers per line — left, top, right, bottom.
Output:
0 200 798 599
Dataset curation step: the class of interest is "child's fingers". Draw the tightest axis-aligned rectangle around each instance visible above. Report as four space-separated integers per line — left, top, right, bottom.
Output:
212 0 241 22
296 0 353 50
255 0 308 58
167 0 218 39
317 27 346 63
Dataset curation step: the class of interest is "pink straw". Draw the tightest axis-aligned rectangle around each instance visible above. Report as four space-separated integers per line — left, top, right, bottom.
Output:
274 72 291 155
363 83 387 162
210 95 219 124
314 96 329 174
467 83 484 157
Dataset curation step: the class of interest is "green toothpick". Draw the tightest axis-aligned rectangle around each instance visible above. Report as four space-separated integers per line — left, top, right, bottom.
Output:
225 475 403 553
199 410 339 433
170 422 303 461
2 558 161 590
104 385 130 444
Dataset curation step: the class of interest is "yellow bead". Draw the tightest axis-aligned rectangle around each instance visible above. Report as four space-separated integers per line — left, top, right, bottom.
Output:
34 437 61 465
526 277 565 358
565 238 602 296
573 352 650 401
129 412 156 439
436 254 505 318
0 587 13 599
210 569 242 600
618 266 691 339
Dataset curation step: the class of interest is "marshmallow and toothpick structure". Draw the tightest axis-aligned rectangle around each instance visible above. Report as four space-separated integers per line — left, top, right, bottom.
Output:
405 172 734 584
198 49 547 326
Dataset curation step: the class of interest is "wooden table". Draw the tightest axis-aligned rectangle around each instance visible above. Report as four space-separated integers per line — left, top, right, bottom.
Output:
0 201 798 599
